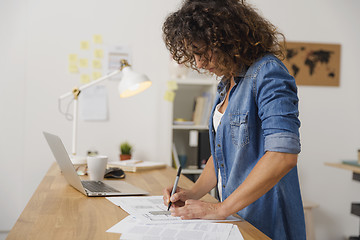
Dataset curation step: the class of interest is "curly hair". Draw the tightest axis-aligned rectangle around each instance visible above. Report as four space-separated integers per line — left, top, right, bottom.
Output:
163 0 285 78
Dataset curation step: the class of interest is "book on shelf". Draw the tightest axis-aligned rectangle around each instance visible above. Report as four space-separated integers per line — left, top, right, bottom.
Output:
192 96 205 125
342 160 360 167
192 92 213 126
107 160 166 172
200 91 212 126
172 143 181 168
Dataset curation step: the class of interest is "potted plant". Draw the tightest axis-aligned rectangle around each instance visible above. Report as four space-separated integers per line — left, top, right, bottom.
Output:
120 142 132 161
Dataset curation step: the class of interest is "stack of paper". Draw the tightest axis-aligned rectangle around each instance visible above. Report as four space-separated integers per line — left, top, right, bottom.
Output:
106 196 244 240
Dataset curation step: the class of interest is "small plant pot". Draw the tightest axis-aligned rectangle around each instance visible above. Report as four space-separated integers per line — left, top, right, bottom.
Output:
120 154 132 161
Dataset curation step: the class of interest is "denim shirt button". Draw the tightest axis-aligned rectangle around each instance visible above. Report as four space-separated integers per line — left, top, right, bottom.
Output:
222 185 225 188
221 164 224 167
217 144 221 147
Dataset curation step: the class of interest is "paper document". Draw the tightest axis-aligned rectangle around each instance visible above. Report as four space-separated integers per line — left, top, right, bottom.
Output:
106 196 241 224
106 196 170 215
227 225 244 240
108 160 166 172
106 196 244 239
107 215 234 240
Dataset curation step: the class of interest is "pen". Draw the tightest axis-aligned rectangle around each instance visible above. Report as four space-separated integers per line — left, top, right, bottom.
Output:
167 166 182 211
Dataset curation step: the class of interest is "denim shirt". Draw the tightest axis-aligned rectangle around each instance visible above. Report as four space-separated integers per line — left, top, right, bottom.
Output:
209 55 306 240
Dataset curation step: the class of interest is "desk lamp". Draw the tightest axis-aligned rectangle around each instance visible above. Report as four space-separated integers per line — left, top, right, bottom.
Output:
59 59 152 164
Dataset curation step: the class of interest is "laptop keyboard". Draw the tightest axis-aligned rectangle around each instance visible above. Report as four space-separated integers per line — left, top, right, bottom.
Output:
82 181 120 193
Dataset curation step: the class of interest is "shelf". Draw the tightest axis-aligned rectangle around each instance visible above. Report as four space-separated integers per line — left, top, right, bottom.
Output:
182 168 203 174
172 125 208 130
170 74 215 177
325 162 360 174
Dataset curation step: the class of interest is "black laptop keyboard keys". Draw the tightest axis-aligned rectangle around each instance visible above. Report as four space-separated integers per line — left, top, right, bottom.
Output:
82 181 120 193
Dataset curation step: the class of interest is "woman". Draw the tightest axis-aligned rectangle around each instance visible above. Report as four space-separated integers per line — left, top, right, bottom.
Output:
162 0 306 239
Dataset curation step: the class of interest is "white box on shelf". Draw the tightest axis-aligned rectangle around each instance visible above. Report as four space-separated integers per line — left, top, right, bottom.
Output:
189 130 198 147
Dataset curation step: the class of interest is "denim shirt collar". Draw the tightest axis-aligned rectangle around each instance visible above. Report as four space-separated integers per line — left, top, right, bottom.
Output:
217 71 246 102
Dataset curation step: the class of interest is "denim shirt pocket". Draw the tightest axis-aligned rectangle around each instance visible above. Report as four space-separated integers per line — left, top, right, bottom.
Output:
230 111 249 148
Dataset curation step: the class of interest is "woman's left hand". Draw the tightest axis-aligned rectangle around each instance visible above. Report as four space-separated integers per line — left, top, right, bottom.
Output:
170 200 227 220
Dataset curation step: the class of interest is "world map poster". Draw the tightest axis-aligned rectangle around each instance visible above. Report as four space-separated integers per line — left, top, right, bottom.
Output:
282 42 341 86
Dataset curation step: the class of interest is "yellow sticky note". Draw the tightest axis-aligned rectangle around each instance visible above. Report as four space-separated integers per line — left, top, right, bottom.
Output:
80 74 90 84
167 80 178 91
164 90 176 102
68 54 78 63
79 58 89 68
93 35 103 44
92 72 102 80
94 49 104 59
80 41 90 50
92 60 102 69
68 64 79 73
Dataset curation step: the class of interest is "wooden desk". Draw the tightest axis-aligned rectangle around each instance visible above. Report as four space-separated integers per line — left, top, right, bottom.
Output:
7 163 270 240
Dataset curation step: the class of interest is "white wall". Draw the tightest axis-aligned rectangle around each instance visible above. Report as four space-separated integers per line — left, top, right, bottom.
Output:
0 0 27 231
0 0 177 233
1 0 360 239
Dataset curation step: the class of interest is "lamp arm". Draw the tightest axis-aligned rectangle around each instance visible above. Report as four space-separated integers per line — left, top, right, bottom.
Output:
59 69 121 100
79 69 121 92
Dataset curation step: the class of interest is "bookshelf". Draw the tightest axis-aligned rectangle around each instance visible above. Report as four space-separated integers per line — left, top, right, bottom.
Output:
325 162 360 240
170 73 217 181
172 125 208 130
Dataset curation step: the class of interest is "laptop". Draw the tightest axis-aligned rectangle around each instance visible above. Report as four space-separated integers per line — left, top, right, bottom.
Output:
43 131 148 197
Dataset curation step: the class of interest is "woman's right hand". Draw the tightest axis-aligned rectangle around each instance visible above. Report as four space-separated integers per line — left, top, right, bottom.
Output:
163 186 194 208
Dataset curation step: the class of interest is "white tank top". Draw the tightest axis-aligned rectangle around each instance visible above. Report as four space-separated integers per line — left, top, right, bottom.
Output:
213 97 225 202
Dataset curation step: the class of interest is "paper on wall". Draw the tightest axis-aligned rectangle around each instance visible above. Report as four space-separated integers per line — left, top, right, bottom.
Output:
79 85 108 121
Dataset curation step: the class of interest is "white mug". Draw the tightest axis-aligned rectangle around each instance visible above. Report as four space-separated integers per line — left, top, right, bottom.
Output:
87 155 108 181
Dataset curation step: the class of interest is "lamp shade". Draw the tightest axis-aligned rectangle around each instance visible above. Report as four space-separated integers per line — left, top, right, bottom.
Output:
118 66 152 98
